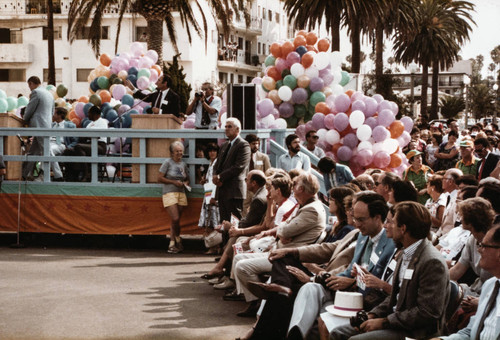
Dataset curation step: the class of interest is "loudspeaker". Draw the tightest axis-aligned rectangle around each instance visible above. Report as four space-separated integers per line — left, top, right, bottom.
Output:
227 84 256 129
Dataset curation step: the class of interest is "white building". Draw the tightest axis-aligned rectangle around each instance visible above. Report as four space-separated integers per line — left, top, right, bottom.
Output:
0 0 293 99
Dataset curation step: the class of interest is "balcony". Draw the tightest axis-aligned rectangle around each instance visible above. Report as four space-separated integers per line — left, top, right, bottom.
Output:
26 0 61 14
0 43 34 63
218 15 262 36
217 46 261 73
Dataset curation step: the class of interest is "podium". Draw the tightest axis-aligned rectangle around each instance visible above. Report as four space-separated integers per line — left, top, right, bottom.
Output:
0 113 24 180
131 114 182 183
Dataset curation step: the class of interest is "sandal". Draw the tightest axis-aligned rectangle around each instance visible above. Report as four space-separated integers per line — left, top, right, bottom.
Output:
200 272 223 280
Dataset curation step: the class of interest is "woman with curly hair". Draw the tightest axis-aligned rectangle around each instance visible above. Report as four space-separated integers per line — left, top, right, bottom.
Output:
323 186 355 243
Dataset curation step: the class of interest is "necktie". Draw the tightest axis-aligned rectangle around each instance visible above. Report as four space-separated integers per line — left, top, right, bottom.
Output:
478 159 485 180
154 91 163 109
219 142 232 166
362 239 374 266
446 195 451 207
249 154 255 171
475 280 499 340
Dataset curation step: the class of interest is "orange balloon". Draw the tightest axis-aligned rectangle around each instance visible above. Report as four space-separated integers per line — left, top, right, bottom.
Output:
78 96 89 103
151 64 162 75
317 38 330 52
306 45 318 53
331 143 342 155
345 89 355 98
297 75 310 88
293 35 307 48
270 42 282 58
99 53 111 67
296 30 308 37
315 102 330 115
71 117 81 127
389 153 402 168
267 66 282 81
306 32 318 45
281 41 295 58
268 90 282 105
301 51 315 68
99 90 112 103
68 110 77 120
340 126 354 137
389 121 405 138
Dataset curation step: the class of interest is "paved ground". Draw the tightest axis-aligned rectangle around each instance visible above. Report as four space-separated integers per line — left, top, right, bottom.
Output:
0 236 254 340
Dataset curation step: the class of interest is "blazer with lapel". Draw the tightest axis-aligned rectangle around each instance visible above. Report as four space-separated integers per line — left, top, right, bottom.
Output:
338 229 396 279
253 151 271 172
133 89 181 117
23 87 54 128
52 121 78 148
214 135 251 200
477 152 500 180
239 186 268 228
370 239 450 339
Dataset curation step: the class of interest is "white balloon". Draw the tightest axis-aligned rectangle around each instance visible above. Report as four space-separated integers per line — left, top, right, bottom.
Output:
278 86 292 101
372 142 385 154
331 84 344 96
325 129 340 145
260 114 275 128
383 138 399 154
220 112 227 127
317 128 327 140
314 52 331 70
304 66 319 79
357 141 373 151
331 51 343 68
349 110 365 129
290 63 305 77
356 124 372 142
274 118 287 129
331 67 342 85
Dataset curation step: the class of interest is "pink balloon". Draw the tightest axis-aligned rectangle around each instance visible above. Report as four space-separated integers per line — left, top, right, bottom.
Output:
372 94 384 103
149 69 159 83
324 113 335 130
343 133 358 149
252 77 263 85
357 149 374 167
136 76 150 90
275 58 288 73
334 94 350 113
312 113 325 130
373 151 391 168
372 126 390 142
145 50 159 64
128 58 139 69
286 52 301 67
183 118 195 128
351 100 366 113
337 146 353 161
112 84 126 100
75 102 85 119
378 100 392 112
295 124 306 140
365 117 378 129
333 112 349 131
400 116 414 133
378 109 395 127
257 98 274 117
350 91 365 102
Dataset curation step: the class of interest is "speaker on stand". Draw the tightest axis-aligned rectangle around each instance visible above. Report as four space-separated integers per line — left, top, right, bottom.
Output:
227 84 256 130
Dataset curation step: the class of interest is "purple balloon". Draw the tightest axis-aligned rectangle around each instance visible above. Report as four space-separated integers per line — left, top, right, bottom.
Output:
373 94 384 103
365 117 378 129
279 102 294 118
357 149 374 167
275 58 288 73
305 121 315 133
118 104 131 115
400 116 414 133
337 146 353 161
321 72 334 86
363 97 378 117
334 94 351 113
319 67 330 78
295 124 306 140
373 151 391 168
378 100 392 112
312 113 325 130
309 77 325 92
378 109 395 127
343 133 358 149
372 125 390 142
272 107 280 119
351 100 366 113
333 112 349 131
351 91 365 102
292 87 308 104
286 52 301 67
390 101 399 115
257 98 274 117
324 113 335 130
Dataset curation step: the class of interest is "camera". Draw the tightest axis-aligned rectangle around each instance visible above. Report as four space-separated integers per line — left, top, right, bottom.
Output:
314 272 331 289
195 91 204 98
349 310 368 328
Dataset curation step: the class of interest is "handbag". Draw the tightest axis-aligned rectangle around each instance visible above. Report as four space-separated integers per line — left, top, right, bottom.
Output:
204 230 223 248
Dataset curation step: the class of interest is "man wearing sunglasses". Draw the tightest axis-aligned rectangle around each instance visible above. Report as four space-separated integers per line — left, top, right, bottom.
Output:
304 130 325 159
474 138 500 180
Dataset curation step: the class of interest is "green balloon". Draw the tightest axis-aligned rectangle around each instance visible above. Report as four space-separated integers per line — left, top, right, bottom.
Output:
281 69 291 78
304 112 314 122
56 84 68 98
17 96 29 108
309 91 326 107
264 55 276 67
0 98 7 112
6 96 17 111
97 76 110 89
275 80 283 90
294 104 307 118
112 77 123 85
46 85 56 91
0 89 6 99
137 68 151 79
261 84 270 93
89 94 102 106
285 115 298 128
340 71 350 86
283 75 297 90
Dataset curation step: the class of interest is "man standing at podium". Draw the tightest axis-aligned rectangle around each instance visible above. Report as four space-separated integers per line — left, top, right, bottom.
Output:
22 76 54 180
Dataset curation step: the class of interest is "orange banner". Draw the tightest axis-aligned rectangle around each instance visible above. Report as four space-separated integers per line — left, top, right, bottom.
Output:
0 193 204 235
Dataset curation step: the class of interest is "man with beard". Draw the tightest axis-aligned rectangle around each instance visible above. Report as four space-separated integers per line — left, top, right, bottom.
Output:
278 134 310 172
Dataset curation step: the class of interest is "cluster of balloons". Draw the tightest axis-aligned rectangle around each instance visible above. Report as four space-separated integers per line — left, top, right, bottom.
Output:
294 90 413 176
253 30 351 129
0 89 29 114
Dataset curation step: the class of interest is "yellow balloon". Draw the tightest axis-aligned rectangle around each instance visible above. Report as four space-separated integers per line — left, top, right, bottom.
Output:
323 86 333 97
268 90 282 105
262 76 276 91
297 75 310 88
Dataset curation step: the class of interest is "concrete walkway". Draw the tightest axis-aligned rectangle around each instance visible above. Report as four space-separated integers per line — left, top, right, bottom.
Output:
0 245 254 340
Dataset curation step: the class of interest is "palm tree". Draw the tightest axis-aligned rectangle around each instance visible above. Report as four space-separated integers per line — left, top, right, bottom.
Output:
67 0 248 65
392 0 474 123
439 96 465 119
47 0 55 85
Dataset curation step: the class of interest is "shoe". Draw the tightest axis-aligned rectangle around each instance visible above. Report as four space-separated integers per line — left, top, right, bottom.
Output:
52 177 64 182
176 240 184 252
214 277 235 290
167 245 181 254
200 271 224 280
223 290 245 301
247 281 292 300
208 276 224 285
214 257 221 262
236 300 260 318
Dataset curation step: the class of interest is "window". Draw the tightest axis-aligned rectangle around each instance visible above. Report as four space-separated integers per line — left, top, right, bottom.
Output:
247 76 252 83
230 73 234 83
268 10 272 21
238 75 243 84
262 7 266 19
219 72 227 83
275 12 280 23
42 26 62 40
0 28 23 43
76 69 93 82
43 68 62 83
76 26 109 40
238 37 243 50
135 26 147 41
258 42 261 54
262 44 267 55
0 69 26 82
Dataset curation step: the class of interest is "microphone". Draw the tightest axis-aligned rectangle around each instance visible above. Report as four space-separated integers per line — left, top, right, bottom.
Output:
16 134 25 147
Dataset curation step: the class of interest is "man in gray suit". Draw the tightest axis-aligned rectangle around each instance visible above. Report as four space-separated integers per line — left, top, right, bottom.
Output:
331 201 450 340
22 76 54 180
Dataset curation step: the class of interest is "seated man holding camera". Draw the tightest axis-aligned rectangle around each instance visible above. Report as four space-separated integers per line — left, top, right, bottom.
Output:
186 82 221 130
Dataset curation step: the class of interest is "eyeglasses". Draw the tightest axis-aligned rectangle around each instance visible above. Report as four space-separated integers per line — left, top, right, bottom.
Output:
478 242 500 249
352 216 370 223
474 148 485 153
311 136 319 139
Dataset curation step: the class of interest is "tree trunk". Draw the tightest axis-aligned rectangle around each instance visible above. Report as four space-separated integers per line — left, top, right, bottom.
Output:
147 19 163 65
47 0 55 85
331 10 341 52
420 60 429 124
429 57 439 121
350 18 360 73
375 21 384 92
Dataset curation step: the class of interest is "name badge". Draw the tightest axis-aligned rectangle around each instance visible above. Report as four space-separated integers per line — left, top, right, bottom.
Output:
162 100 169 105
404 269 414 280
370 252 379 265
388 260 397 271
255 160 263 165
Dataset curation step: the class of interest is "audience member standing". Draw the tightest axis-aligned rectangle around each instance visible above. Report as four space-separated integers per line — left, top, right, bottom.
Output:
22 76 54 180
50 107 77 181
304 130 326 159
213 118 250 223
474 138 500 180
278 134 311 172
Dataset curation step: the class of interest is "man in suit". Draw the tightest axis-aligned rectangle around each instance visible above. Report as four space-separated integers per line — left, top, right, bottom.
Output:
212 117 251 223
285 192 395 339
435 225 500 340
474 138 500 181
50 107 78 181
22 76 54 180
128 74 181 117
242 134 271 216
317 157 355 193
186 82 222 130
331 201 450 340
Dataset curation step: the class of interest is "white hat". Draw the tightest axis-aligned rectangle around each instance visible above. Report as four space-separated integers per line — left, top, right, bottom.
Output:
326 291 363 317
